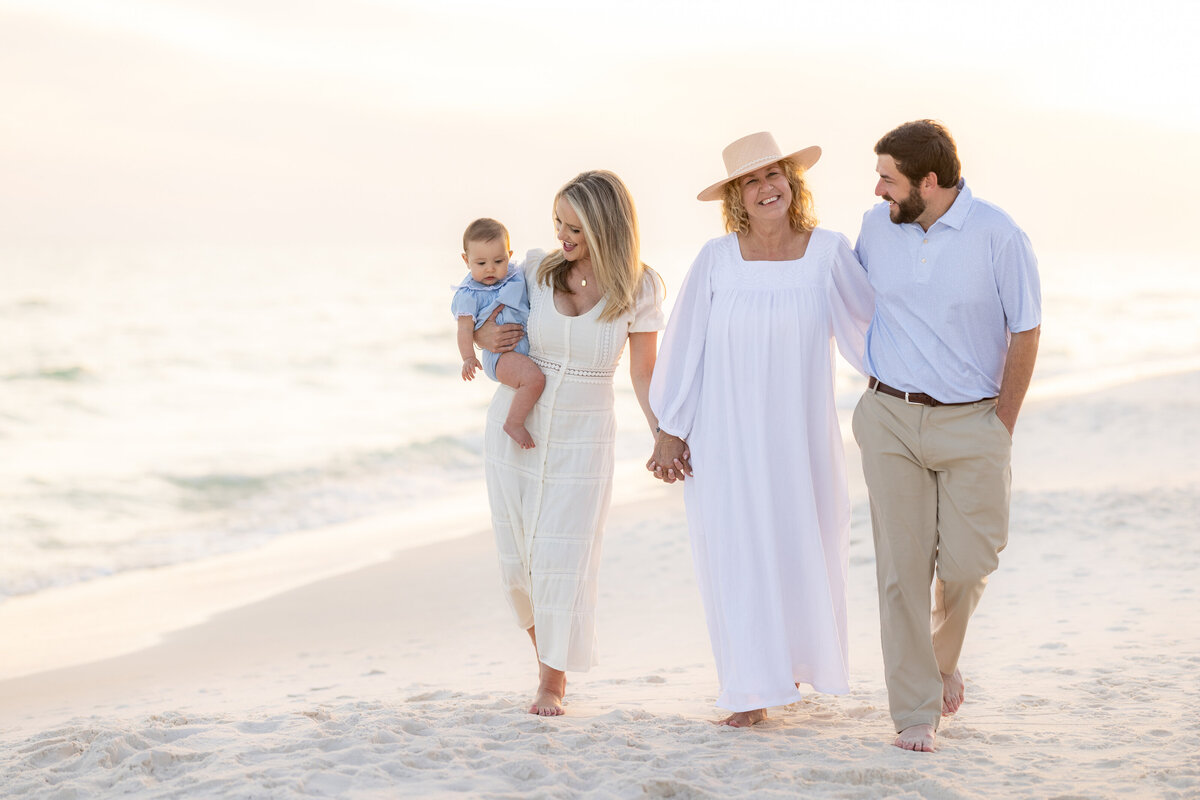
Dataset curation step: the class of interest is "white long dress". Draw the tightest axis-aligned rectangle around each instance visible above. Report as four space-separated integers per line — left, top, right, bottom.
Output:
485 255 664 673
649 229 873 711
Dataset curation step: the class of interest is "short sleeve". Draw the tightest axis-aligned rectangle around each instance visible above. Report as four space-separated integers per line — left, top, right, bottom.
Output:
628 268 666 333
450 285 477 320
853 209 873 272
519 248 548 279
994 230 1041 333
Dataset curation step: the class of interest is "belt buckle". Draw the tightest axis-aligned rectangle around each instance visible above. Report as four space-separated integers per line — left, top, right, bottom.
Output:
903 391 924 407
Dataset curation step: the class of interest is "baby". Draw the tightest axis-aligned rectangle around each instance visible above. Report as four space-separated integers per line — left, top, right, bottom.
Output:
452 218 546 449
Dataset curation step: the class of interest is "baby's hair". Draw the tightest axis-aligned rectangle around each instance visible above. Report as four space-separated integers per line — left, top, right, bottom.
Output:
462 218 510 252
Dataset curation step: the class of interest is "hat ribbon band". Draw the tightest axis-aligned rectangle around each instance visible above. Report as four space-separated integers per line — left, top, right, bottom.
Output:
727 152 785 178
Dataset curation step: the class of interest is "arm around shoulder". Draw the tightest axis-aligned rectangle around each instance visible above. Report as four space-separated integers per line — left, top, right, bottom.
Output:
827 231 874 376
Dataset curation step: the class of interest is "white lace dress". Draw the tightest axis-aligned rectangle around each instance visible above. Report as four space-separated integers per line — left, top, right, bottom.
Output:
484 254 664 672
649 230 873 711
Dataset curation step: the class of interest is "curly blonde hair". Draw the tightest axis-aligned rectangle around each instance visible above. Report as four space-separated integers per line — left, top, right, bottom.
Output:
720 158 818 235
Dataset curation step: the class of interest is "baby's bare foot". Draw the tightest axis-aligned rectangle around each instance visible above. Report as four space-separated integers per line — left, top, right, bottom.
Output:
504 421 535 449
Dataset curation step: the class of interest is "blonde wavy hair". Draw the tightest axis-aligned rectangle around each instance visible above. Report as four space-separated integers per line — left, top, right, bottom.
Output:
537 170 646 322
720 158 818 235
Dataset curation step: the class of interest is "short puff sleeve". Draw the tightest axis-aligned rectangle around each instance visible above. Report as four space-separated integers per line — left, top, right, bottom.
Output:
628 267 666 333
450 283 479 320
518 248 548 279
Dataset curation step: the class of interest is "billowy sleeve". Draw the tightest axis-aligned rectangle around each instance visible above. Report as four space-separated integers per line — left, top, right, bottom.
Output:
826 231 874 377
649 240 717 440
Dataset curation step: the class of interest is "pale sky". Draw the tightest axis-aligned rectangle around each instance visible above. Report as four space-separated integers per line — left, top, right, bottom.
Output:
1 0 1196 260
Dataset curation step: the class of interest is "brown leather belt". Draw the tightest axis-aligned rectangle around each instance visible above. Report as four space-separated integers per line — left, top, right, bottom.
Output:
868 377 991 407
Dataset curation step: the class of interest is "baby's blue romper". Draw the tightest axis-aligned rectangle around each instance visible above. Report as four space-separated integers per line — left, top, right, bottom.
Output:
451 264 530 381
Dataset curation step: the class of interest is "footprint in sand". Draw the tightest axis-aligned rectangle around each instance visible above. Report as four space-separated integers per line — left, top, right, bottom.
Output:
20 739 86 766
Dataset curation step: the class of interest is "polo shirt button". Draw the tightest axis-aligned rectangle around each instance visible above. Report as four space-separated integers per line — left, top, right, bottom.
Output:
921 258 927 263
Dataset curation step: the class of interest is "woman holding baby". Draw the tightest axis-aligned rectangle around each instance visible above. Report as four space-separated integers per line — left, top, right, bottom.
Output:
473 134 871 726
474 169 664 715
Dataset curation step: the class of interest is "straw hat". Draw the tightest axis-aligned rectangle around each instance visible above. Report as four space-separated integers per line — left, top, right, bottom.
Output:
697 132 821 201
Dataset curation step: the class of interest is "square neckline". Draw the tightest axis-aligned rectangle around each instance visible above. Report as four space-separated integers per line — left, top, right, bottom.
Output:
733 228 821 264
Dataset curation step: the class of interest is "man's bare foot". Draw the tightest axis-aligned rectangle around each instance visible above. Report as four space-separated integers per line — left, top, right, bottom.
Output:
715 709 767 727
504 421 535 449
529 665 565 716
894 724 936 752
941 669 965 715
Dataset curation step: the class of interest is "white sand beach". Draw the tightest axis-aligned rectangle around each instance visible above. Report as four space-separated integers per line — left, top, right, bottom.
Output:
4 1 1199 795
2 369 1199 799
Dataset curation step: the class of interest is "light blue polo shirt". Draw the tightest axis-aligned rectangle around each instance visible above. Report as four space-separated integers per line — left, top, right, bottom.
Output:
855 180 1041 403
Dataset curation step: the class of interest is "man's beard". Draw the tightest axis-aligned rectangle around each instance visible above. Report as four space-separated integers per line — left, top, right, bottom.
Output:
887 189 925 225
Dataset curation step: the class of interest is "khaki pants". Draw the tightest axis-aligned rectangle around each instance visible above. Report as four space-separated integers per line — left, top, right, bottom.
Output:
852 388 1012 731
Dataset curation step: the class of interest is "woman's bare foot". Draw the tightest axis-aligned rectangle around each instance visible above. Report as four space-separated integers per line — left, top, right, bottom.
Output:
530 688 564 716
941 669 965 715
503 421 535 449
529 661 566 716
715 709 767 727
894 723 936 752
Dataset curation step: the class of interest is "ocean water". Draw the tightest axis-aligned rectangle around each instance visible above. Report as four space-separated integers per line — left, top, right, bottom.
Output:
2 244 1197 602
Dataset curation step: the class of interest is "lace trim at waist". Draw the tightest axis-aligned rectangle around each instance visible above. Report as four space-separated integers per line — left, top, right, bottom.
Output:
531 355 616 379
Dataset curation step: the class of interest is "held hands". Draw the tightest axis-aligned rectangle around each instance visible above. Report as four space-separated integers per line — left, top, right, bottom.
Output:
646 430 693 484
462 356 482 381
474 305 525 353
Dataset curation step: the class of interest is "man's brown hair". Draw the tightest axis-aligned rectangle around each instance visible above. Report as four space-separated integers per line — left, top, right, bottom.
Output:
874 120 961 188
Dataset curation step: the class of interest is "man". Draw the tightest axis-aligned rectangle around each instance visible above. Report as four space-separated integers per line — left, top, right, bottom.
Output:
852 120 1041 752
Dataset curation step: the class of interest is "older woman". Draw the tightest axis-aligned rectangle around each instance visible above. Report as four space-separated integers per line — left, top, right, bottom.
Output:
476 170 664 716
648 132 873 726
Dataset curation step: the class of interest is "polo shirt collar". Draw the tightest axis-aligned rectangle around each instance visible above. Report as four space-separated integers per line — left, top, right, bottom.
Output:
934 178 972 231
